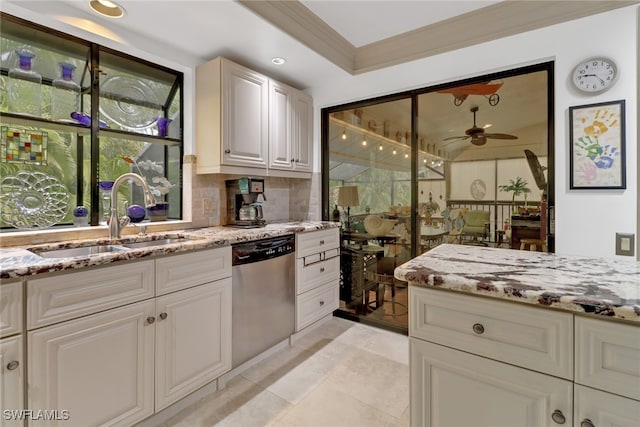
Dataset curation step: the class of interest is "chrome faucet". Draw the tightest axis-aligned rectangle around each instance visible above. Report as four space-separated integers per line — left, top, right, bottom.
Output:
109 173 156 239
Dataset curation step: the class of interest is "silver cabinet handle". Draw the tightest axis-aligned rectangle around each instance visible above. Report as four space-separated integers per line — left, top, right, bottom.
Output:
472 323 485 335
319 300 325 306
159 312 168 320
146 316 156 325
319 240 325 245
551 410 566 424
291 158 295 163
320 267 325 273
580 419 595 427
6 360 19 371
224 149 231 154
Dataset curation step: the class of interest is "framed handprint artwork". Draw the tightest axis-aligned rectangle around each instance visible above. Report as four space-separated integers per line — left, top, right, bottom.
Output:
569 99 625 189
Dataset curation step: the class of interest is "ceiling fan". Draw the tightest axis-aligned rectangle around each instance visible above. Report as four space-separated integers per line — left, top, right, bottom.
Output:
444 106 518 146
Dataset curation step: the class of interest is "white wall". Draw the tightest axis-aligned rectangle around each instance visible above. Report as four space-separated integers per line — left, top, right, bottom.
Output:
311 6 638 259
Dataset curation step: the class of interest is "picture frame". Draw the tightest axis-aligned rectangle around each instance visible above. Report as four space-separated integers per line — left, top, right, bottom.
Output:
569 99 625 189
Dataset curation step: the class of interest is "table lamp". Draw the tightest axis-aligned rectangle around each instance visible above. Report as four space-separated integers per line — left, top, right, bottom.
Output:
337 186 359 231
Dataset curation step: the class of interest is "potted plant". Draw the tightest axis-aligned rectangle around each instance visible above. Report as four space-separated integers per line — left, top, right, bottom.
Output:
421 192 441 225
499 177 531 213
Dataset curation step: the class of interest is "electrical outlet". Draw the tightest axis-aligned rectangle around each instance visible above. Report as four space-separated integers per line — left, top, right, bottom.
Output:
615 233 635 256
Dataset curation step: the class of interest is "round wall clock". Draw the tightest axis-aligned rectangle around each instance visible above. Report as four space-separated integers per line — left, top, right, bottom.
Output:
571 57 618 94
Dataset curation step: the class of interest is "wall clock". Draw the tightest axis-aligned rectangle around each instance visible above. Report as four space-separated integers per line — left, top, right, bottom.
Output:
571 57 618 94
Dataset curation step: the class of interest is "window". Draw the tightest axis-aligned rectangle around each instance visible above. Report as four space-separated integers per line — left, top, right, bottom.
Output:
0 14 183 232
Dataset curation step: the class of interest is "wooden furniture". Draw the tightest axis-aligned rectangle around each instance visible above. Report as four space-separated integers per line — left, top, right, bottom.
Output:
196 57 312 177
365 257 407 316
295 228 340 331
26 248 232 426
409 287 640 427
510 215 543 249
520 237 548 252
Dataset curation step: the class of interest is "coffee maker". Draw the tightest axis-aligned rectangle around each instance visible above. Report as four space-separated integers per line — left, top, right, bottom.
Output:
225 177 266 228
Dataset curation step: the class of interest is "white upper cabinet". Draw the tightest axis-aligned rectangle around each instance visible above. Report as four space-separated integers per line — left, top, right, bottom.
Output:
197 57 313 176
197 57 269 172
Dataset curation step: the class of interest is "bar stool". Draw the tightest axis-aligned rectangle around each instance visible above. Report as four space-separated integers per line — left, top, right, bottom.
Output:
519 238 548 252
365 257 408 317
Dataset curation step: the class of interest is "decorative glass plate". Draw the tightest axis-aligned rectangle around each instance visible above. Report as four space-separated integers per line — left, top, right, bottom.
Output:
99 76 160 131
0 171 70 230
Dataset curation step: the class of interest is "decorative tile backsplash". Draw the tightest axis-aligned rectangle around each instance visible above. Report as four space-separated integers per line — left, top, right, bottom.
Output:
190 166 320 227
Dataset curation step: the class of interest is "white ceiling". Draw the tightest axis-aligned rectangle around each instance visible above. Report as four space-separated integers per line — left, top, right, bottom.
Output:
1 0 632 165
300 0 499 47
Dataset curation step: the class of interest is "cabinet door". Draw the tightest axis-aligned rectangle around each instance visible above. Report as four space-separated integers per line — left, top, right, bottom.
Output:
155 278 232 411
0 281 22 338
574 385 640 427
1 335 23 427
292 91 313 172
221 59 268 167
269 80 294 170
28 301 154 427
410 338 572 427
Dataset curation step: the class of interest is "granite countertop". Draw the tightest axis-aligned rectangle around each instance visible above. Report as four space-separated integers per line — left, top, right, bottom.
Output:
0 221 339 280
395 244 640 324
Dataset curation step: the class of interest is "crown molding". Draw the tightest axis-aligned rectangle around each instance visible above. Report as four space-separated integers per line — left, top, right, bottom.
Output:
238 0 355 72
239 0 638 75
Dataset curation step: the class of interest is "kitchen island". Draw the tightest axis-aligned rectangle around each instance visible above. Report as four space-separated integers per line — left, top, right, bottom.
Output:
395 244 640 427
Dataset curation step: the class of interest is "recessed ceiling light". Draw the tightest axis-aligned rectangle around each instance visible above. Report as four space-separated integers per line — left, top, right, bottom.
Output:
271 57 286 65
89 0 125 18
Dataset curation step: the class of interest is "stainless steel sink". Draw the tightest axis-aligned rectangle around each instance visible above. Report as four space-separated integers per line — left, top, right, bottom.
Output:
30 244 128 259
122 238 189 249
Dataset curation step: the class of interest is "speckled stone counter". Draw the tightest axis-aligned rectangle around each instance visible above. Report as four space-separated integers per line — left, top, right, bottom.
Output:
0 221 339 280
395 244 640 324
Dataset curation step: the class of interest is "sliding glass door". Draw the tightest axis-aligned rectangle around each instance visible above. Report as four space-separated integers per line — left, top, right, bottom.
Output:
322 62 553 333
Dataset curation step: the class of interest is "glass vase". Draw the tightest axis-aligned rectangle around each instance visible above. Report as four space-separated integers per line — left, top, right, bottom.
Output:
98 180 114 225
8 48 42 117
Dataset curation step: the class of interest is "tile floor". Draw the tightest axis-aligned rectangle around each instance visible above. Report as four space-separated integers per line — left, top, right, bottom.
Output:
165 317 409 427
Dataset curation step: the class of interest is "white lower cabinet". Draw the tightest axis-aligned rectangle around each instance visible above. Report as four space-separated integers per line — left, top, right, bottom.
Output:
28 300 155 427
155 279 231 411
410 337 572 427
1 335 23 427
295 229 340 332
25 248 233 426
409 286 640 427
574 384 640 427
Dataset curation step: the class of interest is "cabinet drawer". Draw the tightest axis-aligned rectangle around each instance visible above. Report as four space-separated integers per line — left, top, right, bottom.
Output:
156 247 231 295
296 229 339 258
296 281 338 331
410 287 573 379
296 256 340 294
576 316 640 400
28 260 155 330
1 280 22 338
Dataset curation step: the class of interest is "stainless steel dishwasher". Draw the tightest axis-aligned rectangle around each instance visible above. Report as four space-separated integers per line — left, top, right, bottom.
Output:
231 235 295 368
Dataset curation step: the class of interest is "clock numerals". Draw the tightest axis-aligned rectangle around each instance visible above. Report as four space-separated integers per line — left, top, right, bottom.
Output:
572 57 617 94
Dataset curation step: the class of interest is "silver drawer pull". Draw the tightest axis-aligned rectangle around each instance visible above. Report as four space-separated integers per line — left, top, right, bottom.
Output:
551 410 566 424
319 300 325 306
6 360 19 371
472 323 485 335
580 420 594 427
159 312 168 320
146 316 156 325
319 240 325 245
320 267 325 272
224 149 231 154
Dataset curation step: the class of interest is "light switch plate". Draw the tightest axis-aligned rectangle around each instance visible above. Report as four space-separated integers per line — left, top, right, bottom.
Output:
615 233 635 256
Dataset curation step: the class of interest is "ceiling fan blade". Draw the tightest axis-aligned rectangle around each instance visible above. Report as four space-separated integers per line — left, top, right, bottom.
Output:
470 135 487 146
443 135 470 141
484 133 518 140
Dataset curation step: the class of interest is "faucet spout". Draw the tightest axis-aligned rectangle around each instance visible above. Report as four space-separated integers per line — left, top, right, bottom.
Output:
108 173 157 239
